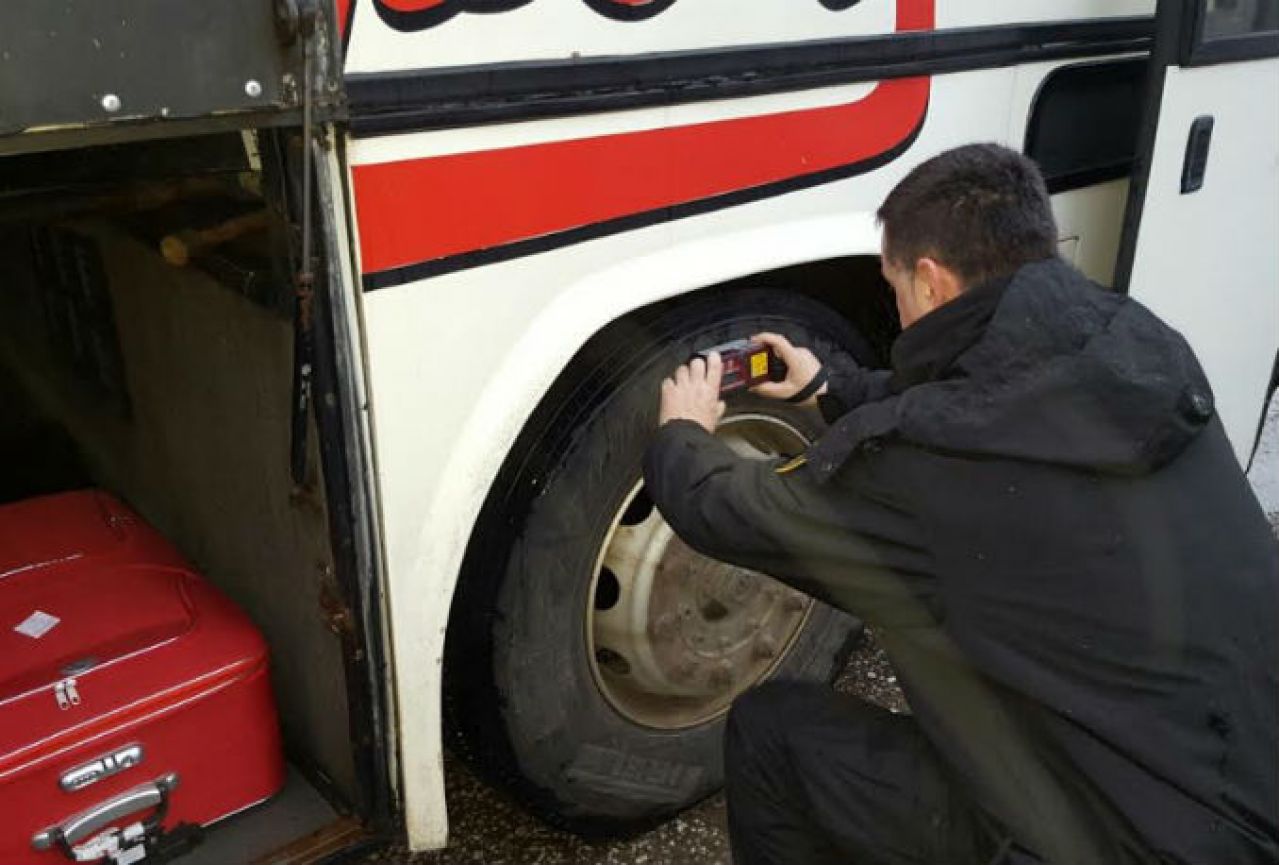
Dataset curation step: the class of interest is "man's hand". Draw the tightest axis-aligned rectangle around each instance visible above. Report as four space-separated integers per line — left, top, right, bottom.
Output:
750 332 827 405
660 354 726 433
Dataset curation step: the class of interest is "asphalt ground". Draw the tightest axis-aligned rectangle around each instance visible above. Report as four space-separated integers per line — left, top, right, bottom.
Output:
373 393 1279 865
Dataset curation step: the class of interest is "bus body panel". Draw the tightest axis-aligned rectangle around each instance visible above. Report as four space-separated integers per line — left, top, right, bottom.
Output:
1126 58 1279 465
340 0 1152 74
349 47 1143 845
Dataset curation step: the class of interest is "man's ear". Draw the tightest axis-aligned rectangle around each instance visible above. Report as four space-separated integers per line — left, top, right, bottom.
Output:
915 257 965 305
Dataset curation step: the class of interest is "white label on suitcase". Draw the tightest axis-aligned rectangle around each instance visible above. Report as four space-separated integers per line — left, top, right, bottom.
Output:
14 609 60 638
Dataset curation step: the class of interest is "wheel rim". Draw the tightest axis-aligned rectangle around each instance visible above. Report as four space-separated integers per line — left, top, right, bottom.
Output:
585 414 815 729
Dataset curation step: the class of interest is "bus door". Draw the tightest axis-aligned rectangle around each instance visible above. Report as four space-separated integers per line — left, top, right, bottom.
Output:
1116 0 1279 466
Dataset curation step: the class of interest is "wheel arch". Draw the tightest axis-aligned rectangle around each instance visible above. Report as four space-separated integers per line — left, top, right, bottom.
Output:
373 211 890 850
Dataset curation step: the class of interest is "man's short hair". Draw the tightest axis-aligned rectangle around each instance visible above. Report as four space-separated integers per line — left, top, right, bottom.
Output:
877 143 1058 288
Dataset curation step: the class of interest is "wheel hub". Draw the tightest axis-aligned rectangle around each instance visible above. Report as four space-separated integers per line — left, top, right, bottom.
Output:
587 414 814 729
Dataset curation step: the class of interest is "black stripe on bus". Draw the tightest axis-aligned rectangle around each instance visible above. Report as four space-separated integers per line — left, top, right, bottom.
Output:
341 1 357 57
347 17 1154 137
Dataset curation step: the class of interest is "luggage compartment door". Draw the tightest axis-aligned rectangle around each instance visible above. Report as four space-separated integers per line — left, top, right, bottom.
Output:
1115 0 1279 465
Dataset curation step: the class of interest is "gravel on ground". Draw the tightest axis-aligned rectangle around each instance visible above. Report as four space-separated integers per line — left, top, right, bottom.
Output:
364 629 904 865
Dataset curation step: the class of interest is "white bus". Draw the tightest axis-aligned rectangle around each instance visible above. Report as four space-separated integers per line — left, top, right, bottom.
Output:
1 0 1274 859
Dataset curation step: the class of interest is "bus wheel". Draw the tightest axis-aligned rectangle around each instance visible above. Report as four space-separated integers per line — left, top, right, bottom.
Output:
444 289 877 835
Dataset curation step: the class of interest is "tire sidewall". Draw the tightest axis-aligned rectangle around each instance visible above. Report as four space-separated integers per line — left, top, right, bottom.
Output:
491 292 870 829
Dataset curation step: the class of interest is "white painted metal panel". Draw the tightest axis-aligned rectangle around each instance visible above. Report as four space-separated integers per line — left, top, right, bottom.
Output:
343 0 1152 74
355 61 1114 849
1126 59 1279 464
340 0 1159 850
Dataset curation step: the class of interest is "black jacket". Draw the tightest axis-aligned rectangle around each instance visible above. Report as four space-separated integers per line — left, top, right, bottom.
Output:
644 258 1279 864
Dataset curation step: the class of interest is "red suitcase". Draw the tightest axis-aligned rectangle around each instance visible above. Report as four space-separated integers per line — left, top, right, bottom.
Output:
0 491 285 864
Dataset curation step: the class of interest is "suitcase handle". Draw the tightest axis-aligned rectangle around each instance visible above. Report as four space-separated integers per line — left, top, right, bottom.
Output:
31 772 179 854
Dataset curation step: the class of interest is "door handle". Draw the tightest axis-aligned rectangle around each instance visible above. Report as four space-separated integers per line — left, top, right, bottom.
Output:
1181 115 1214 194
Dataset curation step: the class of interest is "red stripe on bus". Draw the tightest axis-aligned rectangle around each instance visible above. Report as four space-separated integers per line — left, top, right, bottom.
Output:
353 75 928 275
896 0 934 31
352 0 935 275
378 0 446 10
336 0 353 37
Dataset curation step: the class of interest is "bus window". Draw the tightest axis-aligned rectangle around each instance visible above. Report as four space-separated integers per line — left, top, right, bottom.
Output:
1187 0 1279 64
1025 59 1146 194
1201 0 1279 40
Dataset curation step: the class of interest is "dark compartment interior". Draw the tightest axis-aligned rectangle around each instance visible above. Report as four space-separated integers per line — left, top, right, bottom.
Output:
0 131 367 862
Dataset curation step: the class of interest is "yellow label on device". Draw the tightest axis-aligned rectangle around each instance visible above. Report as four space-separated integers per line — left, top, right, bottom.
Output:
750 351 768 379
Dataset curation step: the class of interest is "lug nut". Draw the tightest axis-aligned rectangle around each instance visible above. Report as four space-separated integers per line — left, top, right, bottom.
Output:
753 636 778 660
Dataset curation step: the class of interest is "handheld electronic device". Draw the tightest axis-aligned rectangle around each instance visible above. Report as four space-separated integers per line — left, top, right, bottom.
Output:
694 339 787 394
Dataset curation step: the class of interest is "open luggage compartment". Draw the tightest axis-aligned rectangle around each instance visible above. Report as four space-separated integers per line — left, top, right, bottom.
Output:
0 130 382 863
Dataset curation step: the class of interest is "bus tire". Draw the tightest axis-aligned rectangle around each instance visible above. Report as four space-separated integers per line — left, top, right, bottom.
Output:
444 288 880 836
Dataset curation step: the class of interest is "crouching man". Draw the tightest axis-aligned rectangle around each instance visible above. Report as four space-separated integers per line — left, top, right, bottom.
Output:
643 143 1279 864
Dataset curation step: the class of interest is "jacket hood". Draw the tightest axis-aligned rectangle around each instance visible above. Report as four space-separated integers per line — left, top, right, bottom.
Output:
810 258 1216 479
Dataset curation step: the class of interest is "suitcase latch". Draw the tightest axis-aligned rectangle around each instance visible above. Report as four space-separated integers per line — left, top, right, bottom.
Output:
54 677 82 711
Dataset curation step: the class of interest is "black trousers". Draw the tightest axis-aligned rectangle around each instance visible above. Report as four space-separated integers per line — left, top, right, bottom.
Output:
725 681 1023 865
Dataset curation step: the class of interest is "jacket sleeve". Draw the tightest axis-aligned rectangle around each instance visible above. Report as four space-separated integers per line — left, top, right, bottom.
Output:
643 420 939 627
817 358 894 423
